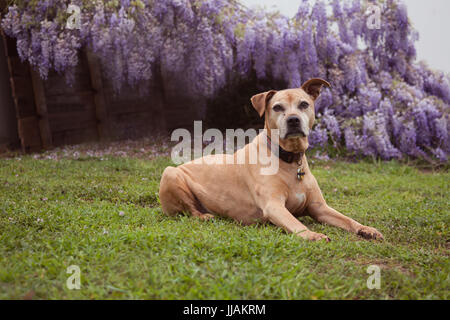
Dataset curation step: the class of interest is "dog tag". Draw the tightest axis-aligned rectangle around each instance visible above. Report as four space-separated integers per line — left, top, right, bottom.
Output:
297 168 305 181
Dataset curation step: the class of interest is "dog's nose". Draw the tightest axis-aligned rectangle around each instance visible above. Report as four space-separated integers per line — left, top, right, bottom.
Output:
287 116 301 127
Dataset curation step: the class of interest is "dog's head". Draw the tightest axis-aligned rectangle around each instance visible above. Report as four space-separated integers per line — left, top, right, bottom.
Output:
251 78 331 153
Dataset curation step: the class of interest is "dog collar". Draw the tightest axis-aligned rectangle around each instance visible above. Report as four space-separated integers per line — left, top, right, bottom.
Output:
266 135 304 164
266 134 306 180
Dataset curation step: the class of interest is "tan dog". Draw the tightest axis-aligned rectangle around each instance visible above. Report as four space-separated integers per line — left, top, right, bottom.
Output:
159 78 384 241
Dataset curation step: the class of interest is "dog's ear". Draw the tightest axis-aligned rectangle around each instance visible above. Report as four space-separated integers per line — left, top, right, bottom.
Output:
301 78 331 100
250 90 277 117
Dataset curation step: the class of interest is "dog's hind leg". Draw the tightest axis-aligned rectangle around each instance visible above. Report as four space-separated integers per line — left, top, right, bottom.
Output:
159 166 214 220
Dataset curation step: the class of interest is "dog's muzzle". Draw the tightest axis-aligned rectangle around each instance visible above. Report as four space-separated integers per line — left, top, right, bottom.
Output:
285 116 306 138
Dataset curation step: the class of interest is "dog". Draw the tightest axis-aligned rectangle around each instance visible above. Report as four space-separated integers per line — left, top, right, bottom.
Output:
159 78 384 241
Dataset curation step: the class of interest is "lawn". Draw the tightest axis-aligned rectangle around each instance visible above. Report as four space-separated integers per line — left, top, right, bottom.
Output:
0 150 448 299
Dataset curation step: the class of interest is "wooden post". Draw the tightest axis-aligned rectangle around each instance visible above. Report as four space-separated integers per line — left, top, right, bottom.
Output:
1 29 43 152
30 68 53 149
86 50 110 141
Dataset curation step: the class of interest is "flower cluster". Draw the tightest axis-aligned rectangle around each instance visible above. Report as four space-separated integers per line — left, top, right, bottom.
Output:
1 0 449 162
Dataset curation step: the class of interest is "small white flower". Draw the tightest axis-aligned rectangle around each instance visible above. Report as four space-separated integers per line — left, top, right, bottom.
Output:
119 211 125 216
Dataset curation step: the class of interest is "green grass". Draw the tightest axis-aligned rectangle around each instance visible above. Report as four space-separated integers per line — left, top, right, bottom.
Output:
0 155 448 299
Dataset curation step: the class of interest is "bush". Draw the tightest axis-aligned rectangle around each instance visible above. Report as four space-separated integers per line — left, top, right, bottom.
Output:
2 0 449 162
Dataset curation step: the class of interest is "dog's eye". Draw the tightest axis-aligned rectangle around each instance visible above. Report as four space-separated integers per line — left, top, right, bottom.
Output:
273 104 285 112
299 101 309 109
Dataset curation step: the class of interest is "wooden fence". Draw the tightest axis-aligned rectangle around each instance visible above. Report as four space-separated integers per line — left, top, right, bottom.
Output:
0 31 204 153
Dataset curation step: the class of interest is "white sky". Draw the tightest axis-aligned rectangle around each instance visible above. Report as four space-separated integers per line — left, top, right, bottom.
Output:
241 0 450 74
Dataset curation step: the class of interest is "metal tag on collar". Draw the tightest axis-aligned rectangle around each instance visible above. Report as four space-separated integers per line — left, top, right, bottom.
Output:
297 167 305 180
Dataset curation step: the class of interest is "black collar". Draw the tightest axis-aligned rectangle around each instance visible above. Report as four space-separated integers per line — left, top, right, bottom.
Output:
266 134 304 164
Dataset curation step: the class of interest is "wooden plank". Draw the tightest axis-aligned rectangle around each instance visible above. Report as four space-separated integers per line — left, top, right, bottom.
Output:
44 73 93 96
46 93 95 114
0 0 8 11
10 75 34 98
9 75 37 118
108 109 166 140
107 100 155 115
0 29 17 57
0 142 7 153
8 56 31 77
17 117 42 152
52 126 99 147
30 67 53 149
1 31 42 152
102 66 168 133
48 110 97 133
110 110 160 124
12 97 36 118
86 50 110 141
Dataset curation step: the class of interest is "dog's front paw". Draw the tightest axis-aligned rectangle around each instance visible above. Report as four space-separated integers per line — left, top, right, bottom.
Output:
357 226 384 240
301 230 331 242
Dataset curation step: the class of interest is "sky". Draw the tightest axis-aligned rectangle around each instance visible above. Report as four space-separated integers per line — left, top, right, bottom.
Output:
241 0 450 74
